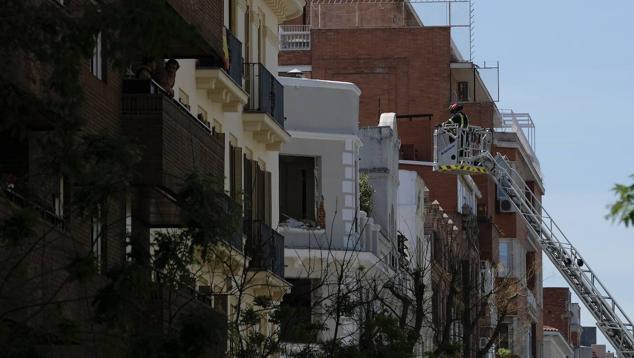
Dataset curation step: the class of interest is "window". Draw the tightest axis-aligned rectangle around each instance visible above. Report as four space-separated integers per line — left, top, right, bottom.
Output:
457 177 476 214
125 194 132 262
526 251 536 291
279 279 316 343
499 240 512 277
90 32 104 80
279 155 316 223
53 176 64 217
498 321 512 350
229 143 242 201
91 205 103 273
457 81 469 102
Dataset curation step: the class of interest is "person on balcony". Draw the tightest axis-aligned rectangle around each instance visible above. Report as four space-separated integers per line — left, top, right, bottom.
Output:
135 57 156 80
155 59 180 97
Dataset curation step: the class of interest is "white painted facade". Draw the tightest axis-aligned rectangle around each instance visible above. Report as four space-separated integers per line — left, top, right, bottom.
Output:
544 330 574 358
172 0 304 229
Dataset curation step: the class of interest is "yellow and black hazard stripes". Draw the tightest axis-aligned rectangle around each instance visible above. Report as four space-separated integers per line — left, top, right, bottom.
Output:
438 164 488 174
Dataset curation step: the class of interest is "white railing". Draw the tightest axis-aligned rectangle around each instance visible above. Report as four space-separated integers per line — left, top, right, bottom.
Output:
497 110 542 180
279 25 311 51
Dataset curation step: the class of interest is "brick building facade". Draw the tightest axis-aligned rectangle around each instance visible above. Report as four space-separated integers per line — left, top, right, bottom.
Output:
279 2 544 356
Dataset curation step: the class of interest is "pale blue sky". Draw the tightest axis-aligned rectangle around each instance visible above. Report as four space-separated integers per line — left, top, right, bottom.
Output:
413 0 634 350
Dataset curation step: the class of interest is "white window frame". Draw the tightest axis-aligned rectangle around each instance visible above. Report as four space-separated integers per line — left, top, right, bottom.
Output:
125 194 132 262
498 239 513 277
90 32 104 80
91 205 103 273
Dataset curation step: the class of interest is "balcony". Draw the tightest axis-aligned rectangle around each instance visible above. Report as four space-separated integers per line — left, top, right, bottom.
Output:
122 79 225 194
196 28 248 112
279 25 311 51
245 221 285 278
165 0 224 58
220 194 244 252
243 63 290 150
526 288 538 321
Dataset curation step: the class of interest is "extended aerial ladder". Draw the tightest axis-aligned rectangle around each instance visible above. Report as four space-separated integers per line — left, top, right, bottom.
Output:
433 125 634 358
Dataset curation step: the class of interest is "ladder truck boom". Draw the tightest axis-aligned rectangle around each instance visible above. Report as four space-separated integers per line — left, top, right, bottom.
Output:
433 125 634 357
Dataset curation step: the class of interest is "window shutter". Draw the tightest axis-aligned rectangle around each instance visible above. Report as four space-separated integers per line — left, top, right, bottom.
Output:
256 164 265 223
265 171 271 225
233 146 242 202
243 156 253 223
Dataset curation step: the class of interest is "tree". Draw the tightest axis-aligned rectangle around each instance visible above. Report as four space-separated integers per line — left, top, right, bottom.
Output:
0 1 239 357
608 175 634 227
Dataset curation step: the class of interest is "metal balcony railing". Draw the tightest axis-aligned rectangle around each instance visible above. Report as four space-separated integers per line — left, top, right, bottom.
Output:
279 25 311 51
245 221 285 277
220 194 243 252
244 63 285 129
197 28 244 87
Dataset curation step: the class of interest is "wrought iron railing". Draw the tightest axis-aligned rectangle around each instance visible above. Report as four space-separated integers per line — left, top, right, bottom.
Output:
225 28 243 85
4 188 65 229
279 25 311 51
244 63 285 129
220 193 243 252
245 221 284 277
197 28 244 87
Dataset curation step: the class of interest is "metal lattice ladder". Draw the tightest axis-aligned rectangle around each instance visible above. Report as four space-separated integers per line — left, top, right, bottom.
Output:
481 152 634 358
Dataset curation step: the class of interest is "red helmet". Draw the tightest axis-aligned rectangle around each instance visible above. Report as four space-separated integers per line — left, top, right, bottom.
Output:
448 103 463 113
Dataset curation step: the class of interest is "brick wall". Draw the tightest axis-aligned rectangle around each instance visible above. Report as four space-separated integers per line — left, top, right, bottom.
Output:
543 287 572 345
310 27 451 161
167 0 224 56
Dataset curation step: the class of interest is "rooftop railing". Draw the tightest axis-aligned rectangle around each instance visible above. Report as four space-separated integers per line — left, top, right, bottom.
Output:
279 25 311 51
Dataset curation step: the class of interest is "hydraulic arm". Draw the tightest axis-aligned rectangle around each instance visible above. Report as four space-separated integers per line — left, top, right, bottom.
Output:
434 126 634 357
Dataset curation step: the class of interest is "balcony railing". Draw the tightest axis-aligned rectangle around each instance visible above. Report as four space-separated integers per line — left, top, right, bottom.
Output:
122 79 225 192
279 25 311 51
197 28 243 86
245 221 285 277
220 194 243 252
4 188 65 230
244 63 285 129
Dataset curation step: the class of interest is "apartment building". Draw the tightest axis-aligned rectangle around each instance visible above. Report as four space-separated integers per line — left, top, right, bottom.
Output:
168 0 305 351
397 169 433 354
488 111 545 357
277 2 545 356
359 113 402 270
277 77 405 348
0 0 304 355
543 287 587 357
543 326 574 358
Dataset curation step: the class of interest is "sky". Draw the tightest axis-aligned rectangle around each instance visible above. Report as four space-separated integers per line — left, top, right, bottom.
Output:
412 0 634 351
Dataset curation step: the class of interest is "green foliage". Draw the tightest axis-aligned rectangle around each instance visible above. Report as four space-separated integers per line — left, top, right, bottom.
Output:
65 255 98 283
178 172 242 250
360 174 374 215
0 208 37 246
66 135 140 218
0 1 239 357
608 175 634 227
496 348 513 358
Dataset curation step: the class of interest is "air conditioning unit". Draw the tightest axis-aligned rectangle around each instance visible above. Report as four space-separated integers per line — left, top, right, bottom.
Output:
498 197 515 213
